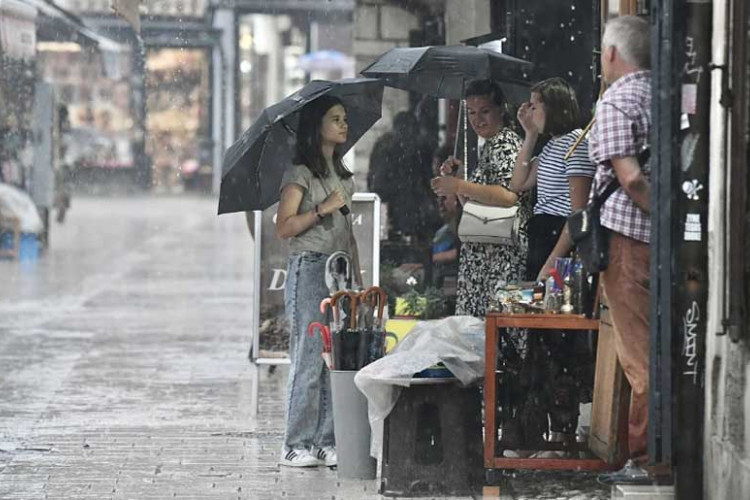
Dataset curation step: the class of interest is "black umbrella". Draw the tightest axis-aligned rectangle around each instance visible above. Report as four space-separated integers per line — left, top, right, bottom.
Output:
218 78 384 215
360 45 533 102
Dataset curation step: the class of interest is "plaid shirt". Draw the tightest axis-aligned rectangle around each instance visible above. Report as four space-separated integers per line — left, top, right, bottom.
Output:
588 71 652 243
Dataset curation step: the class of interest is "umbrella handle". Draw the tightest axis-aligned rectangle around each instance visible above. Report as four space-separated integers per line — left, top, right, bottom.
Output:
453 98 463 159
320 297 332 315
308 322 332 352
361 286 388 327
308 322 327 337
331 290 360 331
384 331 400 352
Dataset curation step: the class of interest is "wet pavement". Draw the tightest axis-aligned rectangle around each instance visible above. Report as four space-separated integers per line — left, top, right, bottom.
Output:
0 196 609 499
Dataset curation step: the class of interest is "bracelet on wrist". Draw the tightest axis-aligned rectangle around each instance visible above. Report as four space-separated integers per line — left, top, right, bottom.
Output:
314 204 325 221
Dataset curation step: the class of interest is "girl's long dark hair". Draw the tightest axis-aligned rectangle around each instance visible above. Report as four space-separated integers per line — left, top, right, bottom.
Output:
293 95 353 179
530 77 582 137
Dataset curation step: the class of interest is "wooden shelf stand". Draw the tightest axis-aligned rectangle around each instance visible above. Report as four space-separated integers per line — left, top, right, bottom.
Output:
484 312 613 472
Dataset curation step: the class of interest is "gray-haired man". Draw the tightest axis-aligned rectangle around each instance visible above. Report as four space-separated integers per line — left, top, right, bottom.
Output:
589 15 668 485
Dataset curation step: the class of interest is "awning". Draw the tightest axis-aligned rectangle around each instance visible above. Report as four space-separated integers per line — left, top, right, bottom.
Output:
30 0 126 50
0 0 37 60
28 0 128 78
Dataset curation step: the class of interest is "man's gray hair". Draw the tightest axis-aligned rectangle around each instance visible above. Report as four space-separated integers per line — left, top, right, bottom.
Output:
602 15 650 69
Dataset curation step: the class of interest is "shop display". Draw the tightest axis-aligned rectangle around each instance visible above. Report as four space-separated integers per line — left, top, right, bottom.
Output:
489 256 596 316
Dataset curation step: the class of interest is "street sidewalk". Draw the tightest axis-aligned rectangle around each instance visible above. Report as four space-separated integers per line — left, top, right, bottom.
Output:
0 196 608 500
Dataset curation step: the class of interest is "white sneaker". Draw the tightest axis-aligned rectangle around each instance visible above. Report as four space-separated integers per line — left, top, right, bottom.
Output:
314 446 337 466
280 448 319 468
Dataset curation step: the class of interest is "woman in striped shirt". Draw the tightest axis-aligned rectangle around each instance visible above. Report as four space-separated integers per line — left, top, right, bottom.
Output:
505 78 597 451
510 77 596 281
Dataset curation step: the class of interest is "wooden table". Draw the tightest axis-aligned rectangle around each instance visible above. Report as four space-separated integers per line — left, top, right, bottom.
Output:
484 312 613 472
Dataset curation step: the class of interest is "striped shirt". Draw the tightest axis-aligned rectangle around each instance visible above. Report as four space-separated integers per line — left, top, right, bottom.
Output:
534 129 596 217
588 71 652 243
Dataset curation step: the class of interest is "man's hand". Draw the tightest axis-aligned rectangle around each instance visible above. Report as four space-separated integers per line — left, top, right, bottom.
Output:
611 156 650 213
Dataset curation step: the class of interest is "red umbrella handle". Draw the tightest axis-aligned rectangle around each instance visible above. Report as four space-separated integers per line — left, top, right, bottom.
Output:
308 322 332 352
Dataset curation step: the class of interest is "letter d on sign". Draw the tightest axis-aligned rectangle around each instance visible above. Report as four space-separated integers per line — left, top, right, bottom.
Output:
268 269 287 290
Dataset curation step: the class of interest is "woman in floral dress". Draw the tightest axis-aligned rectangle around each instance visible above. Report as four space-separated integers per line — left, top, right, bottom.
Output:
432 80 530 319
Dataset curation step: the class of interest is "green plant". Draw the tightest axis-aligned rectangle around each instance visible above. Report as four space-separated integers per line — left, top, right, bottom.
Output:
402 286 446 319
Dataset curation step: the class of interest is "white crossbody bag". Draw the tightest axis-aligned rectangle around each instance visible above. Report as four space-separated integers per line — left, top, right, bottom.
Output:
458 201 519 245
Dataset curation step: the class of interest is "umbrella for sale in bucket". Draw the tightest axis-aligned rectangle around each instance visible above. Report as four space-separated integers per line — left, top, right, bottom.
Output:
330 290 361 371
361 286 388 365
308 322 333 369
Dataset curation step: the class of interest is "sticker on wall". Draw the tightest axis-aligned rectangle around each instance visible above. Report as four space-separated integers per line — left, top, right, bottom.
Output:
680 113 690 131
682 179 703 200
681 83 698 115
684 213 702 241
681 132 699 172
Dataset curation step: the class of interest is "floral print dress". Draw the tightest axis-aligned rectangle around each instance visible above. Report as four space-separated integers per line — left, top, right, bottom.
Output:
456 127 529 318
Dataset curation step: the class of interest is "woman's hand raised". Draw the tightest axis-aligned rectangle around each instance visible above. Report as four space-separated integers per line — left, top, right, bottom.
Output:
431 176 462 197
517 102 537 135
439 156 462 177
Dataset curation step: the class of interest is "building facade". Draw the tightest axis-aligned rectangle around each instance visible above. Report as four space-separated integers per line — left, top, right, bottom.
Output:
705 0 750 497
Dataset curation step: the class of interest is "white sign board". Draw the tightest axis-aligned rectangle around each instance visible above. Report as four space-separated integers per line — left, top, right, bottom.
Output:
251 193 381 363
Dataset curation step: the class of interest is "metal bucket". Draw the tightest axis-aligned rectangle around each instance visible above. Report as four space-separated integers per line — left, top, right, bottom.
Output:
330 370 377 479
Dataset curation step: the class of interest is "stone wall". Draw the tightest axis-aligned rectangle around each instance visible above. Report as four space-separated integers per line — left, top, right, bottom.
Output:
704 0 750 497
352 0 420 190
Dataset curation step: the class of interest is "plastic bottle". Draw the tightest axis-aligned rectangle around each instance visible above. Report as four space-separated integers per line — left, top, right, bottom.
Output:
543 274 556 311
573 261 585 314
561 272 574 314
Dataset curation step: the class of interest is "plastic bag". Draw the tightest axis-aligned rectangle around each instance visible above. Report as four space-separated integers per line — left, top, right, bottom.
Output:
0 183 44 234
354 315 485 457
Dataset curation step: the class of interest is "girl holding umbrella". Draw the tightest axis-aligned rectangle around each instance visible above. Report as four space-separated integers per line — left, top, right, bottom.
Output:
275 96 358 467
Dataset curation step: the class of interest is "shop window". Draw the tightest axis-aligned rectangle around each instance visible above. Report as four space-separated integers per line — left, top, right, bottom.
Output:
237 14 308 133
145 48 212 190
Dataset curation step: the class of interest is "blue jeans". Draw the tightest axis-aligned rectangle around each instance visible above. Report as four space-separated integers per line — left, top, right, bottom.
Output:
283 251 334 451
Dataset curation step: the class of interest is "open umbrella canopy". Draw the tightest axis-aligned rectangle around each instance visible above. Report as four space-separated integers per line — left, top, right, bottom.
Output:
218 78 384 215
361 45 533 101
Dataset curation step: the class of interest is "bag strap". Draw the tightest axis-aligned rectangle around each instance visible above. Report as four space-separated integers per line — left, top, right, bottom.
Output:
593 177 621 209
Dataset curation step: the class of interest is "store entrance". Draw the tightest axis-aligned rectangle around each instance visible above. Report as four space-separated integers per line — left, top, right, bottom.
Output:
145 47 213 193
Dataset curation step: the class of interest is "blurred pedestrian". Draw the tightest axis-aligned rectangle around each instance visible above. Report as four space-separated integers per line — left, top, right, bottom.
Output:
276 96 359 468
55 105 72 224
431 190 460 292
367 111 438 241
